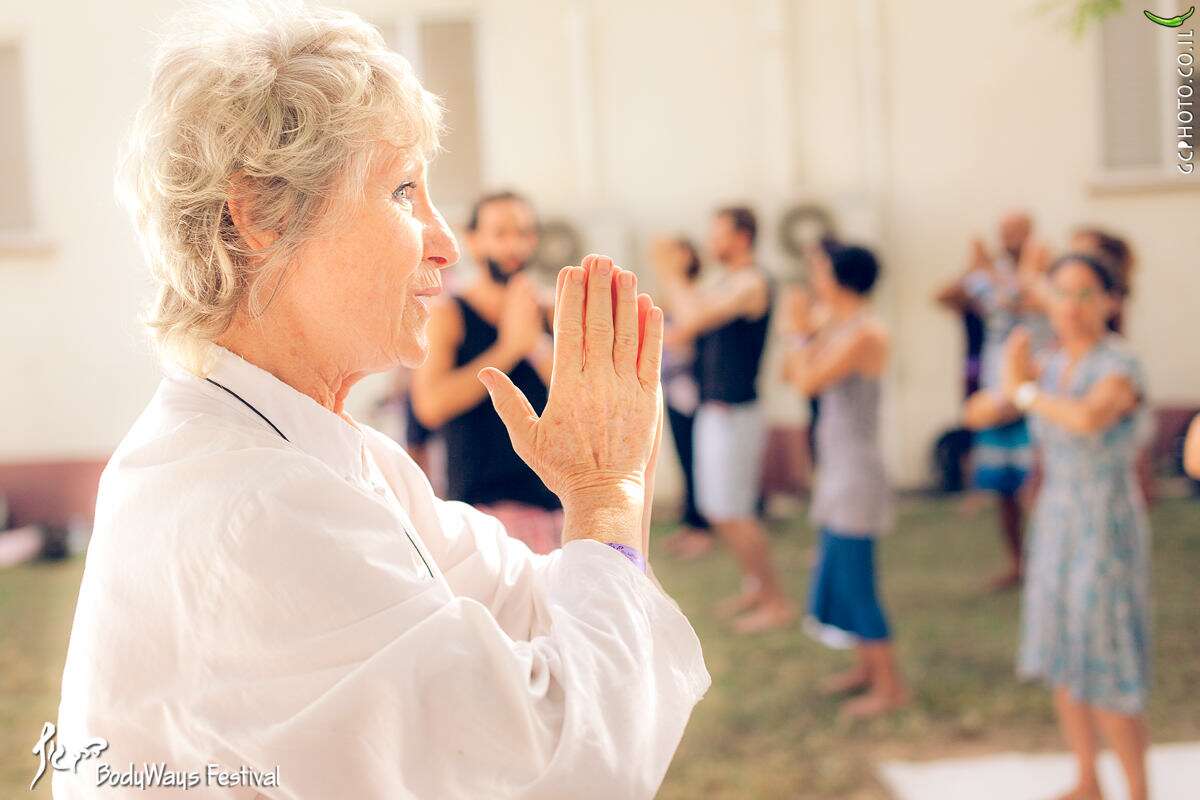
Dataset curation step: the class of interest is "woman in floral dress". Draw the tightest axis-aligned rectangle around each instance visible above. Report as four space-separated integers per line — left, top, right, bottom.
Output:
1001 252 1151 800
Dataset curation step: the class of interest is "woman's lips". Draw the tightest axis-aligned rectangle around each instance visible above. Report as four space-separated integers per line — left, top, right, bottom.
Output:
413 286 440 314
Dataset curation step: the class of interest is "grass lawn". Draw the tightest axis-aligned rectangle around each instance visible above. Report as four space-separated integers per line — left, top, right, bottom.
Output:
3 495 1198 798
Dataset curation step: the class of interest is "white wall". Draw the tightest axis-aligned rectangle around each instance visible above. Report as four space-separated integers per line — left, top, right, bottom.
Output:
2 0 1197 493
0 1 168 460
874 0 1200 482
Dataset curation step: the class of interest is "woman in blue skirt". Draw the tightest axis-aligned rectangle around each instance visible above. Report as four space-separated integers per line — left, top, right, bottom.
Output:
784 244 907 719
1002 252 1151 800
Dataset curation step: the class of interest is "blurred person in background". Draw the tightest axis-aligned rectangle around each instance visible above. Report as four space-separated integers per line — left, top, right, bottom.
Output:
412 191 563 554
374 367 440 485
55 4 708 797
1185 412 1200 478
1002 253 1151 800
1066 227 1158 504
937 211 1046 591
1069 227 1135 335
652 237 713 560
657 206 794 634
784 244 908 719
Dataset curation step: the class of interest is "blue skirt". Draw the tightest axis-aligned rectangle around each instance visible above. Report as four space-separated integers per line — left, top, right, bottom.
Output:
805 528 890 648
973 416 1032 496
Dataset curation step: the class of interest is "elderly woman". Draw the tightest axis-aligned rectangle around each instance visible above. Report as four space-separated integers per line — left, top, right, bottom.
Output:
53 4 708 798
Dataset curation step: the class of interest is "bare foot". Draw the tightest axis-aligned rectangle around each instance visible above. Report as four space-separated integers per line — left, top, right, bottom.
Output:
839 688 910 720
732 599 797 635
820 667 871 697
714 590 764 620
985 568 1023 593
674 532 715 560
957 491 988 516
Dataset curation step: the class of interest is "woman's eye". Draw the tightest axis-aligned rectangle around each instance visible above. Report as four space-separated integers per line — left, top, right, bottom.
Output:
393 182 416 205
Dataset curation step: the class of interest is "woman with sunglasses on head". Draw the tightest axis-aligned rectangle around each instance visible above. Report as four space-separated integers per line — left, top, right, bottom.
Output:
1001 252 1151 800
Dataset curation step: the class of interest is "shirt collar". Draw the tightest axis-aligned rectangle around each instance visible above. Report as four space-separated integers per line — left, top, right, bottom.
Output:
195 344 370 484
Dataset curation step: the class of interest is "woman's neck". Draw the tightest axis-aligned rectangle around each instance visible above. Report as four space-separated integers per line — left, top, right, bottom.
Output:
216 318 364 419
1061 330 1103 361
827 292 866 322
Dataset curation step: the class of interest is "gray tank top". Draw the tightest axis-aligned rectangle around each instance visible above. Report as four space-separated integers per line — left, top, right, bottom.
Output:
809 318 894 536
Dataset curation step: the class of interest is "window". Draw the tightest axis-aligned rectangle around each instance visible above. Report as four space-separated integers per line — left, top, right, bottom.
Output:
1095 12 1197 187
0 41 36 234
379 14 483 215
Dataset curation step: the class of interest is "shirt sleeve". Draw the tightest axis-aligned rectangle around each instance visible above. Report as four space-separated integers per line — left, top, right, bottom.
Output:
185 459 710 800
361 425 561 641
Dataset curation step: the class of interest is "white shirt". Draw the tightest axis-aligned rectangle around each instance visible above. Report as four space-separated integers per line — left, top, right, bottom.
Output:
53 345 710 799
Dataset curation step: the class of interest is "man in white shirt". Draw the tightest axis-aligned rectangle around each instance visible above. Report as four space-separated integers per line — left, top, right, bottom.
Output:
51 4 708 797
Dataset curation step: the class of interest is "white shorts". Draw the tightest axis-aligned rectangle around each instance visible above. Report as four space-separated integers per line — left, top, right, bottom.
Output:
693 400 767 521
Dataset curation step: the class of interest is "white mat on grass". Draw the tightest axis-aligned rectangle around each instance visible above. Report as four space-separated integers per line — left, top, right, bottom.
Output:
879 742 1200 800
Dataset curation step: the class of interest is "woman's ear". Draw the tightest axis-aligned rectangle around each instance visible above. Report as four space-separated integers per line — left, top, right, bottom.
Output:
226 174 280 253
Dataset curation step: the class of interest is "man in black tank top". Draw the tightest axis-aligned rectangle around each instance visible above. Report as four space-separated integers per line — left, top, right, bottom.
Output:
656 206 795 633
411 191 562 554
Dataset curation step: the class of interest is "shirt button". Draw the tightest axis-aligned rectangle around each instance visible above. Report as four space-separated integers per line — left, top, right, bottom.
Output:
373 485 387 497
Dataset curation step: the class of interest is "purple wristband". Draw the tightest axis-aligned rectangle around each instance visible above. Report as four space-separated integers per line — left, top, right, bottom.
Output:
605 542 647 573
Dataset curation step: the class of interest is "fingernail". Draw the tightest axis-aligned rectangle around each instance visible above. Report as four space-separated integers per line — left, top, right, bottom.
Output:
478 370 494 389
570 267 584 284
596 258 611 276
619 271 634 289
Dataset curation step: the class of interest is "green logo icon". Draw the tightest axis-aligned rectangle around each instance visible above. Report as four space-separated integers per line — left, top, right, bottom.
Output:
1144 6 1195 26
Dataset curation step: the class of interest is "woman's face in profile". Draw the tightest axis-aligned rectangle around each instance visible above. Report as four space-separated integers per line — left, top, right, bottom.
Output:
286 143 460 373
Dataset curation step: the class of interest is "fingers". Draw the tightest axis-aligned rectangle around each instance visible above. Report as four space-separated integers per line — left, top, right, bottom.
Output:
641 388 665 554
613 268 638 375
636 292 652 364
555 265 568 312
584 256 615 369
478 368 538 460
637 304 665 390
553 266 585 377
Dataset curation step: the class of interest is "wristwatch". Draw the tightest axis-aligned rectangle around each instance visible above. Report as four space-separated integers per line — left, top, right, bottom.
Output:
1014 381 1039 412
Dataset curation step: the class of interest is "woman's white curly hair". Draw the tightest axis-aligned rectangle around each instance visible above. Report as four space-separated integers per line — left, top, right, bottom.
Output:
116 0 442 374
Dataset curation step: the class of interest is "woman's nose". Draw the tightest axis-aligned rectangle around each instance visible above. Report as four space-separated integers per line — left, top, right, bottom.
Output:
423 207 461 270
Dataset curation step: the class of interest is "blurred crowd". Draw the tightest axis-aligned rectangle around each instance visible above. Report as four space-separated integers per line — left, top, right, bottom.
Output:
373 191 1199 800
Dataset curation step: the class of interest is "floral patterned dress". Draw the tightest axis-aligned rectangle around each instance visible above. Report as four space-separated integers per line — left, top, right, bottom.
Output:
1018 336 1152 714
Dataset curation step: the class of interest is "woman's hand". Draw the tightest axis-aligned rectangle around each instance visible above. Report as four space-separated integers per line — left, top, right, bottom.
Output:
782 285 814 336
649 238 688 279
496 274 545 360
479 255 663 551
969 236 992 272
1017 238 1052 278
1001 326 1036 402
1184 413 1200 479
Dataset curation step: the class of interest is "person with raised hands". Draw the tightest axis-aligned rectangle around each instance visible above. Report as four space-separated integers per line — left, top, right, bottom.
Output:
1003 252 1152 800
412 191 564 554
55 3 707 797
